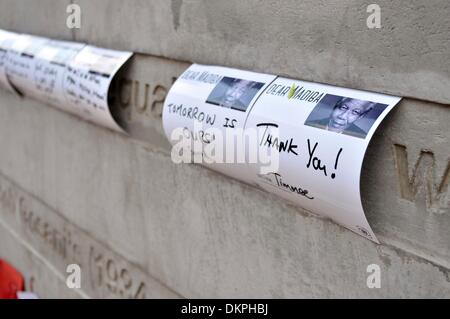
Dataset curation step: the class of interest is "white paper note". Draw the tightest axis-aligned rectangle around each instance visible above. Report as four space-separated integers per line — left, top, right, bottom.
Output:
0 28 133 132
0 30 20 93
62 45 133 132
246 77 401 242
163 64 401 242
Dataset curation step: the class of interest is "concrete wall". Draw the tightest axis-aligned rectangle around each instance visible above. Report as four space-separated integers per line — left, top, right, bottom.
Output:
0 0 449 298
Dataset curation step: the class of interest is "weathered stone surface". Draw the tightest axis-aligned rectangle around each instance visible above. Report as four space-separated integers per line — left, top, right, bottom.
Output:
73 0 450 104
0 173 182 299
0 0 449 299
112 54 450 265
0 91 448 297
363 99 450 265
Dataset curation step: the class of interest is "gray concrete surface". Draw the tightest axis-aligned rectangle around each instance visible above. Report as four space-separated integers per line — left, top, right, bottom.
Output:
0 0 449 298
0 91 449 298
1 0 449 103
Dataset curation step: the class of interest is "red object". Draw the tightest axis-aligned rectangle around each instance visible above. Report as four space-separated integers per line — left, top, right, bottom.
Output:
0 259 24 299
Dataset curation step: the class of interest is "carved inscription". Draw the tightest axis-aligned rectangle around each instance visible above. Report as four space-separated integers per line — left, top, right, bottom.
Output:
393 144 449 214
0 174 177 298
89 246 146 299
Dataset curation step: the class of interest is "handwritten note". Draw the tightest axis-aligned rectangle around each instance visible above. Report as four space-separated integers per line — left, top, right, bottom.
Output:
247 77 401 242
0 30 20 93
163 64 401 242
0 29 133 133
62 46 132 132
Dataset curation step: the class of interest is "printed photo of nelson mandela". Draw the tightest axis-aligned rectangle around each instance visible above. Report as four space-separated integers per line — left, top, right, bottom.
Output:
206 77 264 112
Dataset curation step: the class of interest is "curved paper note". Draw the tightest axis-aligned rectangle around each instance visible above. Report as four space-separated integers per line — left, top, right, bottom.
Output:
163 64 402 242
27 39 85 111
0 29 132 133
0 30 20 93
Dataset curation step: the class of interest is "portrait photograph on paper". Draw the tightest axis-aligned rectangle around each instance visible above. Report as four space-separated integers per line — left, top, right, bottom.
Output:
304 94 388 139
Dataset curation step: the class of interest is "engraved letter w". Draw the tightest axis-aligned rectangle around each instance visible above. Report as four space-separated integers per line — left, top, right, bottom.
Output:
393 144 449 214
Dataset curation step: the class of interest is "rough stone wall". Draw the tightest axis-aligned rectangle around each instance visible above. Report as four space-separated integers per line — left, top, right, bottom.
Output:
0 0 449 298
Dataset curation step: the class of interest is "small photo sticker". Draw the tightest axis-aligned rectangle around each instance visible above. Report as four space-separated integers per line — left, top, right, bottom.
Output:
304 94 388 139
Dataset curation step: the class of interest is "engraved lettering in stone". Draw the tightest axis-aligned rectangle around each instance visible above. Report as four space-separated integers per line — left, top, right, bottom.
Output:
393 144 449 214
88 245 147 299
